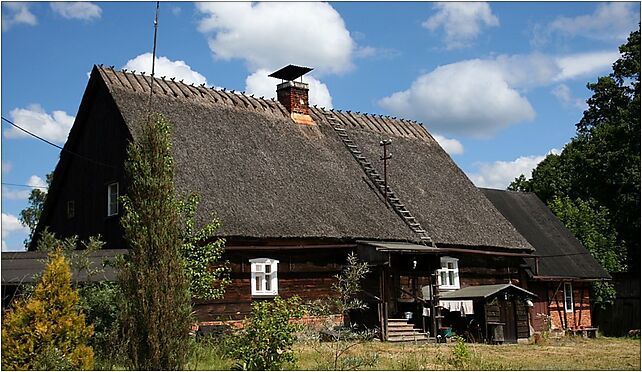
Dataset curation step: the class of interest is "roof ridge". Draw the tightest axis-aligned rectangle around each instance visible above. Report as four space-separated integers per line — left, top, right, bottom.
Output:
95 64 286 117
95 64 434 141
311 106 433 141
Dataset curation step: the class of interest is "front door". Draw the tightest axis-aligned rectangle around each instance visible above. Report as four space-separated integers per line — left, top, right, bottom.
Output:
499 298 517 343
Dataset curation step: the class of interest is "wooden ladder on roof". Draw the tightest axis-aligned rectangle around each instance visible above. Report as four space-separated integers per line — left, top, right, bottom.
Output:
322 111 434 246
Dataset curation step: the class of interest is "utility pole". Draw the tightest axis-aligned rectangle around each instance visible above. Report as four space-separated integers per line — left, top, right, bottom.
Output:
380 139 392 202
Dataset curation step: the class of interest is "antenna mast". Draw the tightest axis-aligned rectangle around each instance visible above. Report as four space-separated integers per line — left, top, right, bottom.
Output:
148 1 160 114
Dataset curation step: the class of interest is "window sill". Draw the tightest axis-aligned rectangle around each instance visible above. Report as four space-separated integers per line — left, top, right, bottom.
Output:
439 286 460 291
251 293 278 298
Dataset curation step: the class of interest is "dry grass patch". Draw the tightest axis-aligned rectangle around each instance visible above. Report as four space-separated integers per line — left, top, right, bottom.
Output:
294 337 640 370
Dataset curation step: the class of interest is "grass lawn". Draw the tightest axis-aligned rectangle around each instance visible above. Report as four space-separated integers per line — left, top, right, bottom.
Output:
296 336 640 370
191 336 640 370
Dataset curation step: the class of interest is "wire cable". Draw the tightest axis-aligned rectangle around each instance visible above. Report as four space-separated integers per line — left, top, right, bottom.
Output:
1 116 118 170
1 182 48 189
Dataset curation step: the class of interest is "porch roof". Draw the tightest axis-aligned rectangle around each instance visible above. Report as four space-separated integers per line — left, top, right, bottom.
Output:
356 240 533 256
439 283 536 300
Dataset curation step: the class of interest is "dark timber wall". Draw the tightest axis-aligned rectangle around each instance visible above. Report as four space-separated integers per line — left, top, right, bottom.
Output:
193 248 348 321
44 84 129 250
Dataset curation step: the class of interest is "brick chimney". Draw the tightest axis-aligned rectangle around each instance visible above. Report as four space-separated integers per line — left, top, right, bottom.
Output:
276 81 310 116
269 65 315 125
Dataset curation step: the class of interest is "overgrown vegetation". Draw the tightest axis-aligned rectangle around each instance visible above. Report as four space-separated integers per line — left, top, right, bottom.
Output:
1 248 94 370
225 296 305 370
178 193 230 301
509 27 640 303
305 252 377 370
118 113 193 370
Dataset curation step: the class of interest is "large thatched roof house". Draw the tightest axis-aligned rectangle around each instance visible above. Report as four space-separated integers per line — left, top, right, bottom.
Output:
3 65 608 342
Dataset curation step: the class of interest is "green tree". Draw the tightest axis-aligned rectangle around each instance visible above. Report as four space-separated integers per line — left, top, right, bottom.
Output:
509 27 640 272
548 197 623 305
507 174 532 192
19 172 52 247
118 114 192 370
1 248 94 370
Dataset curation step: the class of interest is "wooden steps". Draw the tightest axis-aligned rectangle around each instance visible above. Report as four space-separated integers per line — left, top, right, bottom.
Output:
386 318 431 342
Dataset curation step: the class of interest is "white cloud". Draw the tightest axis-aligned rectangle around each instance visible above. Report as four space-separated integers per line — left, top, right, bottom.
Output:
1 188 30 200
552 84 586 110
196 2 355 74
123 53 209 86
2 2 37 31
2 213 28 237
433 134 464 155
467 149 560 189
245 69 333 109
378 50 617 137
554 51 619 81
550 3 638 42
50 2 101 21
2 161 12 174
423 2 499 49
2 175 47 201
379 59 535 137
4 104 74 144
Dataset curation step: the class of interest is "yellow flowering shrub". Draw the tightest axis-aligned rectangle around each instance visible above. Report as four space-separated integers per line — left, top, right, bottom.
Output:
2 249 94 370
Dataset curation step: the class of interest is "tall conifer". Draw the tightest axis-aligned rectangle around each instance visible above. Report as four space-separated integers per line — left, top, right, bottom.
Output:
119 114 192 370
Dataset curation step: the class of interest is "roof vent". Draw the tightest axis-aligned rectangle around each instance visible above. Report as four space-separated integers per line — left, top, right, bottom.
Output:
269 65 315 125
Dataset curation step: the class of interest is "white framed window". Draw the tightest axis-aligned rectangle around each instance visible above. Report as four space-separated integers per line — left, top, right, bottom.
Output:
437 256 460 290
564 282 574 313
107 182 119 217
249 258 279 297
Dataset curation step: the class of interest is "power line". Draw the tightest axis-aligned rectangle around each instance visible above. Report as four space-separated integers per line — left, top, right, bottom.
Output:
1 182 48 189
1 116 118 170
1 116 64 151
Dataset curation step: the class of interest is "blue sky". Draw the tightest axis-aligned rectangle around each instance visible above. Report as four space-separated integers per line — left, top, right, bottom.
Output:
1 1 639 251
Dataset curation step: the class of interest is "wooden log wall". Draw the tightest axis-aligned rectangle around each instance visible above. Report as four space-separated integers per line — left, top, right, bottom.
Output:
193 248 348 322
457 255 524 288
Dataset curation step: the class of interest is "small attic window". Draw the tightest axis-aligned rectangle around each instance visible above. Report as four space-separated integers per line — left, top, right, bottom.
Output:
67 200 75 219
249 258 279 297
107 182 119 217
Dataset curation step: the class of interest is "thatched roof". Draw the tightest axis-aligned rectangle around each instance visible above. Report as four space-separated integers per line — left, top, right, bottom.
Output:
481 188 610 279
48 65 533 251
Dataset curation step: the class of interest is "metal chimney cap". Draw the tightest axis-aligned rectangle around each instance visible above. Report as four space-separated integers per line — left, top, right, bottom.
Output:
269 65 313 81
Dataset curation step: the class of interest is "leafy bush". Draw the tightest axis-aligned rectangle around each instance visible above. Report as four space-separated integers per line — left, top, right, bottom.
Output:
450 336 471 369
78 281 124 366
178 193 231 301
226 296 304 370
1 249 94 370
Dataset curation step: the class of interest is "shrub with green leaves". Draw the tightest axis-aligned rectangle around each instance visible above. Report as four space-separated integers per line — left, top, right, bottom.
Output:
1 249 94 370
226 296 304 370
178 193 231 301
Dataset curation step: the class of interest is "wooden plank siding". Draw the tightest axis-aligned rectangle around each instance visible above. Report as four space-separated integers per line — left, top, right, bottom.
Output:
44 84 129 250
193 248 346 321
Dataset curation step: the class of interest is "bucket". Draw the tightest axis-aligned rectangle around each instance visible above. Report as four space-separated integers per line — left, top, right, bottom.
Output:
404 311 413 320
